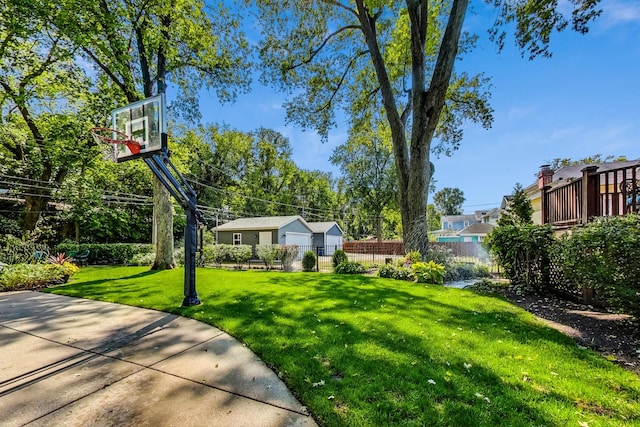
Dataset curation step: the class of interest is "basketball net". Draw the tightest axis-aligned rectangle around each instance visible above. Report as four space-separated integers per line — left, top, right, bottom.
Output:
90 127 141 162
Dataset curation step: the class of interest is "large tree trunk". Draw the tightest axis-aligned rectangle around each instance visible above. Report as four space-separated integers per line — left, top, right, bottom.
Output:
23 195 49 231
151 175 176 270
395 0 468 255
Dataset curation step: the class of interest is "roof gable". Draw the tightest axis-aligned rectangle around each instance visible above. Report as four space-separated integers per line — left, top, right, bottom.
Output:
459 223 495 235
214 216 310 232
307 221 343 235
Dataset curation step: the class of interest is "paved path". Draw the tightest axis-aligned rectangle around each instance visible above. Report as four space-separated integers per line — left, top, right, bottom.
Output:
0 291 316 427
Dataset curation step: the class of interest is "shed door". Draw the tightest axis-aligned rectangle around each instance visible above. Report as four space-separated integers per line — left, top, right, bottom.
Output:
284 232 312 259
259 231 272 245
325 235 343 256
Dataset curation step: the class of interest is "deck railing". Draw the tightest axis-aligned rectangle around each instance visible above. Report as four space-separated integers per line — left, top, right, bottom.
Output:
542 164 640 227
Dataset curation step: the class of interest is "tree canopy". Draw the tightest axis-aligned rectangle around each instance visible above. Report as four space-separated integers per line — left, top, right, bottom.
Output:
433 187 465 215
247 0 602 254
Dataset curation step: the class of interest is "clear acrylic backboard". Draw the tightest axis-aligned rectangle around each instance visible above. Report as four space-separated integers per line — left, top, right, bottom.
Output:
111 94 166 162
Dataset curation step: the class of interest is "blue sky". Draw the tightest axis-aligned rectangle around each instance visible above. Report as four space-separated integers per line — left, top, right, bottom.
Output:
199 0 640 214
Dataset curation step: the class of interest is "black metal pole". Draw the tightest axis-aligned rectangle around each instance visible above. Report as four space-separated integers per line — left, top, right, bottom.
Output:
182 205 200 306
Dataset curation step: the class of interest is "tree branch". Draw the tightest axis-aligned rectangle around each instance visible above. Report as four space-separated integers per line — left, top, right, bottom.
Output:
424 0 469 135
81 47 129 96
314 50 367 114
323 0 358 17
288 25 361 70
0 81 44 147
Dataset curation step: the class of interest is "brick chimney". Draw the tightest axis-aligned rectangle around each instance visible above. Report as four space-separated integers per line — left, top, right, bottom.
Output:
538 164 553 189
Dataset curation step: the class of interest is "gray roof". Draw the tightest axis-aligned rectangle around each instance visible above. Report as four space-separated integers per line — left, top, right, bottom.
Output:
214 216 305 231
307 221 341 234
459 223 495 235
440 214 477 222
553 160 640 182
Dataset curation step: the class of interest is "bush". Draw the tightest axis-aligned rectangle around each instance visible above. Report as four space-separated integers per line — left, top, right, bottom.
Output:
201 244 229 267
130 252 156 266
555 215 640 317
444 263 490 282
302 250 317 272
256 244 279 270
0 235 50 265
378 264 415 281
228 245 252 267
334 261 366 274
423 245 452 267
485 224 554 293
331 249 348 268
56 243 154 265
413 261 445 284
278 245 299 272
173 247 185 266
405 250 422 264
0 263 66 291
378 264 397 279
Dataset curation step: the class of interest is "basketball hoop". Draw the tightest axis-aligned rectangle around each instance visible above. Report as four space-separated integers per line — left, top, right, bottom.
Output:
90 127 141 162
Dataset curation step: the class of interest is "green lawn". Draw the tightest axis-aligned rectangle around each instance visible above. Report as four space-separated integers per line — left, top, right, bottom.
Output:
47 267 640 426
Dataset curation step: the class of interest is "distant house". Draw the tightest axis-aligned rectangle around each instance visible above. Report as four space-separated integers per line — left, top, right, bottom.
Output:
517 160 640 227
213 216 313 252
307 222 344 256
433 209 500 242
213 216 344 257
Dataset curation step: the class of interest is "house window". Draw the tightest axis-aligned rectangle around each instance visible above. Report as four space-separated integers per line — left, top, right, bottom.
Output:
233 233 242 245
464 221 469 227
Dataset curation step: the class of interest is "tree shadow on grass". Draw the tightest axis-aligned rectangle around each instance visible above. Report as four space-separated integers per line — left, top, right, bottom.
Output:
48 269 640 425
44 270 162 298
177 272 640 426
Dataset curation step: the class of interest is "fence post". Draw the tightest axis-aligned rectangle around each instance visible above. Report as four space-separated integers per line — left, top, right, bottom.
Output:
581 166 599 224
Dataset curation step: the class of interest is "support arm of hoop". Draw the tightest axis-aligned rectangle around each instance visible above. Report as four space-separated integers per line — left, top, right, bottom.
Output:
144 154 207 225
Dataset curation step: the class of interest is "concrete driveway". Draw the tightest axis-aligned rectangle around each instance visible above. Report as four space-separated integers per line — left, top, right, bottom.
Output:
0 291 316 427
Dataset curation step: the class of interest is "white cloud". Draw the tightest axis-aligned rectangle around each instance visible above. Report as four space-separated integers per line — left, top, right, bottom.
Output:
505 106 537 121
600 0 640 27
550 126 581 140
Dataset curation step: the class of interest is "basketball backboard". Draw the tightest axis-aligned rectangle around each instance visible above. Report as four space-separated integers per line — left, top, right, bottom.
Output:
112 94 166 162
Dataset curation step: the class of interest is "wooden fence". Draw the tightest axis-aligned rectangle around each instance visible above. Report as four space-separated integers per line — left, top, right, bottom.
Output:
542 163 640 227
342 241 487 259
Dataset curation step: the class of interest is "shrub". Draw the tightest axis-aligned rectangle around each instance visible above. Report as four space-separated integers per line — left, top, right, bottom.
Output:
256 244 279 270
423 246 452 267
228 245 252 267
56 243 154 265
555 215 640 317
173 247 185 266
473 264 490 278
444 262 476 282
201 244 229 267
378 264 415 281
331 249 348 268
405 250 422 265
392 266 416 281
47 253 73 265
335 261 366 274
302 250 317 272
378 264 397 279
0 263 65 291
60 261 79 278
0 235 50 265
413 260 445 284
485 224 554 293
278 245 299 272
130 252 156 266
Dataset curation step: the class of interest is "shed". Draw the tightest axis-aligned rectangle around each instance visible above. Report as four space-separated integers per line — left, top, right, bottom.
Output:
307 222 344 256
213 216 313 256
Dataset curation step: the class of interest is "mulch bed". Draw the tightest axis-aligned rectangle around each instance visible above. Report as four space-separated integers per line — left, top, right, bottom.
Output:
471 281 640 375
